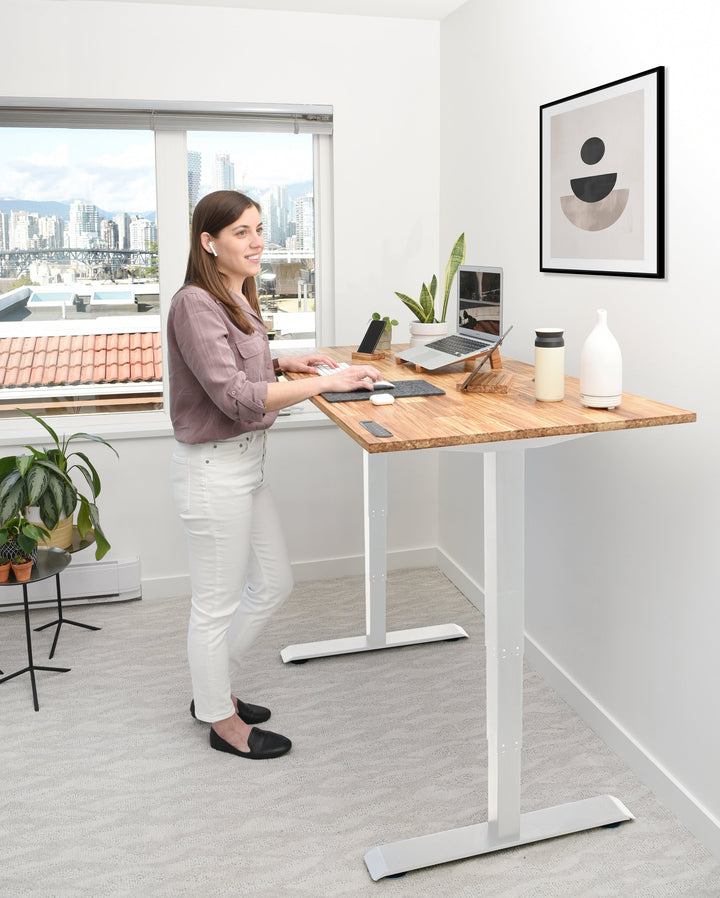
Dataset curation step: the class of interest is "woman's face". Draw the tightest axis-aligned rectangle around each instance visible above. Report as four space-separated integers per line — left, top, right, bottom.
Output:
203 205 264 292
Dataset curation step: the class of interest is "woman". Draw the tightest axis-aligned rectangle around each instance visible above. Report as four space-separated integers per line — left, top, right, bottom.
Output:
167 190 381 760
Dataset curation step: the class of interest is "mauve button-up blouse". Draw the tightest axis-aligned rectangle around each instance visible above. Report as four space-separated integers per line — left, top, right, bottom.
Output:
167 284 279 444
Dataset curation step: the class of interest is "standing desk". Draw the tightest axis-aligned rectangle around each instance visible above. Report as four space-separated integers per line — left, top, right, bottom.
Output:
284 348 695 879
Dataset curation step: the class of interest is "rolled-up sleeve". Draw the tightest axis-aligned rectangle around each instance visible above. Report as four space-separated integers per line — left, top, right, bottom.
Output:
167 286 278 442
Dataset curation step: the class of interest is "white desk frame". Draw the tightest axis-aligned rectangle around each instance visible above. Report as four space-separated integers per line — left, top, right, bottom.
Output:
280 450 468 664
363 436 633 880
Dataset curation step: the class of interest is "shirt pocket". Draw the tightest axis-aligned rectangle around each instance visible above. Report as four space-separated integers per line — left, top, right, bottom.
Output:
230 332 267 381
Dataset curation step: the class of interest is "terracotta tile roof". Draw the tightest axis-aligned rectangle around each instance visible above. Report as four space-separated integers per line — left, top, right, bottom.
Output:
0 332 162 388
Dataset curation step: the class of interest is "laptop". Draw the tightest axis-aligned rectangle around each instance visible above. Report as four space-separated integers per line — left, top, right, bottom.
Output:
395 265 503 369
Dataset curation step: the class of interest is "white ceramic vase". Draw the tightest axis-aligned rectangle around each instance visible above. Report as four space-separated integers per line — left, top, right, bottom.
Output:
409 321 448 347
580 309 622 409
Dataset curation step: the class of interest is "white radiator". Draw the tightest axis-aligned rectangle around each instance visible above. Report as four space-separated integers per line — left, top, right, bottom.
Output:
0 557 142 610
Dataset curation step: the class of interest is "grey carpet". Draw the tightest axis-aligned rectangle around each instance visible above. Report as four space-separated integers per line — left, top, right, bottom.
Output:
1 569 719 897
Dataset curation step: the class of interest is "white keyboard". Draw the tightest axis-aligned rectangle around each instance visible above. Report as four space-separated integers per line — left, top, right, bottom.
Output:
315 362 350 376
315 362 394 389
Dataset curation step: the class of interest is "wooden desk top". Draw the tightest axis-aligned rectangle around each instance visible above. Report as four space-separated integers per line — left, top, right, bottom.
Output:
286 347 696 454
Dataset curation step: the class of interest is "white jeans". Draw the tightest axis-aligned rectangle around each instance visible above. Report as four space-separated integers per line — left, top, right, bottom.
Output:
170 431 293 722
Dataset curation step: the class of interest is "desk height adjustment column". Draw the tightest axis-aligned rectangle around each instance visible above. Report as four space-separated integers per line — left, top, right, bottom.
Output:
364 452 388 648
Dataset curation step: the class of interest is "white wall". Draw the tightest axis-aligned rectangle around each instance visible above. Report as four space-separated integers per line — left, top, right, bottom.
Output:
440 0 720 855
0 0 443 584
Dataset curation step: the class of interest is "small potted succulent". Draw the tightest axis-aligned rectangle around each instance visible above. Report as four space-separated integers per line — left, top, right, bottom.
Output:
0 557 9 583
0 514 50 582
371 313 398 353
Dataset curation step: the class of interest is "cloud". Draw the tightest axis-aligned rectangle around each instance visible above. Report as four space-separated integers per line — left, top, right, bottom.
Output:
0 132 157 213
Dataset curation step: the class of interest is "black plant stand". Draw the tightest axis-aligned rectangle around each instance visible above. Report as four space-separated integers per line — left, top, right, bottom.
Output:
0 547 72 711
34 529 99 660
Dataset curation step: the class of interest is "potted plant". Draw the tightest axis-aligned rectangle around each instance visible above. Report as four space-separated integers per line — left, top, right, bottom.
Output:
0 514 50 582
0 558 9 583
371 313 398 353
0 411 118 560
395 233 466 346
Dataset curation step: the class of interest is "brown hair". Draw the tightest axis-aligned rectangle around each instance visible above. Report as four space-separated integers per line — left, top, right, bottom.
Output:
185 190 262 334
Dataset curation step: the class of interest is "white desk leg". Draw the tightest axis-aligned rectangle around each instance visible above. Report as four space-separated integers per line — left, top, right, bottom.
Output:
364 448 633 881
485 449 524 842
281 452 468 663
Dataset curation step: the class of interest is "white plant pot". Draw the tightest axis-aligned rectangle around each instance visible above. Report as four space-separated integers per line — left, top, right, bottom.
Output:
409 321 449 347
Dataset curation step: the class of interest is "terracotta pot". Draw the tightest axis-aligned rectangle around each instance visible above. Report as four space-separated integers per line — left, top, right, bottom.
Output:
11 559 33 582
0 563 10 583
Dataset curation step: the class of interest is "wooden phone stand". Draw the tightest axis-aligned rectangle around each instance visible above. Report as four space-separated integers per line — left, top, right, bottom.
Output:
352 351 385 361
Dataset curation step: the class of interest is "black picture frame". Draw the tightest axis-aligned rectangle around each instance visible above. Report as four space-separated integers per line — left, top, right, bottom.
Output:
540 66 665 278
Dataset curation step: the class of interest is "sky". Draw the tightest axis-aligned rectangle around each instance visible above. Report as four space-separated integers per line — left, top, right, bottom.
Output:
0 128 313 214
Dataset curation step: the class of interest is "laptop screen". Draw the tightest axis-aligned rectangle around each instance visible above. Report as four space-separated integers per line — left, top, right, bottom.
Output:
457 265 502 340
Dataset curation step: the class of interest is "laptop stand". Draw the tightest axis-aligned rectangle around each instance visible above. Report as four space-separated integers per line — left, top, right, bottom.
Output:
396 347 514 393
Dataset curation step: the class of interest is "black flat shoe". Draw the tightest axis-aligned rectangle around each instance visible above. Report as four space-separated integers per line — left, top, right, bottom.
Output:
210 726 292 759
190 698 271 725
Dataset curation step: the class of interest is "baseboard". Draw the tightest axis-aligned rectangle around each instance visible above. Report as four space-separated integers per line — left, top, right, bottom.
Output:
436 549 484 612
524 634 720 862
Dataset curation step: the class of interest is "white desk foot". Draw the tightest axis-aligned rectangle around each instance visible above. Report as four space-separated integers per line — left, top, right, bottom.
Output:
280 624 468 663
364 794 634 880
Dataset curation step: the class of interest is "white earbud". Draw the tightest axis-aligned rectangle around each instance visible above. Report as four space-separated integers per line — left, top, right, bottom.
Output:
208 241 218 257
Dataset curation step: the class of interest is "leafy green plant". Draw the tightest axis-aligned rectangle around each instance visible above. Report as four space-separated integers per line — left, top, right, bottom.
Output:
0 410 118 560
0 515 50 563
371 313 399 332
395 233 466 323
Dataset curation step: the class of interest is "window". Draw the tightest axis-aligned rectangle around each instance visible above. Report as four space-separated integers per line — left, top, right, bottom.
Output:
0 102 333 419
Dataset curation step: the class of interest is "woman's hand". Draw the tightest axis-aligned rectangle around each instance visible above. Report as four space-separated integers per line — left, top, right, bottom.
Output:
278 354 337 374
264 361 384 411
320 365 383 392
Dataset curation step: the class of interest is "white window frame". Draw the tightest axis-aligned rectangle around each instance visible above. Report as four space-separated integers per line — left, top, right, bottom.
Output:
0 98 335 444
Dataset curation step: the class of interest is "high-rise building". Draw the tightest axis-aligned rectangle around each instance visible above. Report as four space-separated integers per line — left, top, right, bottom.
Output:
260 185 289 247
100 218 119 249
39 215 65 249
9 210 40 250
68 201 100 248
0 211 7 250
214 153 235 191
188 150 202 210
114 212 131 250
295 195 314 253
129 217 157 250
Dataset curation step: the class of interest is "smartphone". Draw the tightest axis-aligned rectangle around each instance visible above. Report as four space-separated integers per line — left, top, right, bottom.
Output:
356 318 387 354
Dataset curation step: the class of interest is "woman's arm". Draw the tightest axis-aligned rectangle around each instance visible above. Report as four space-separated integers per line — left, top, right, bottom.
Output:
264 363 383 412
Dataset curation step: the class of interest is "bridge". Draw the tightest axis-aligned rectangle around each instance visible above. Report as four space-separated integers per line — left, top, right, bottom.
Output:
0 247 314 278
0 248 157 277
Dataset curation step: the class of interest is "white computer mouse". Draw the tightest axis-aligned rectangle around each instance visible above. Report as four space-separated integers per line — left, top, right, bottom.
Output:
370 393 395 406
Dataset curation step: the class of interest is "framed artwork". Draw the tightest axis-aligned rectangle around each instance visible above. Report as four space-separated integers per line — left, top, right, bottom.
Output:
540 66 665 278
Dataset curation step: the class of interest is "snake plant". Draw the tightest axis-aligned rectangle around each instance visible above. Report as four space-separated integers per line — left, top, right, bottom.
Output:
395 233 466 323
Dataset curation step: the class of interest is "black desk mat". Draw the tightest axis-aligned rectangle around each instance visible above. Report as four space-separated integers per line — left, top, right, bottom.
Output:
320 379 445 402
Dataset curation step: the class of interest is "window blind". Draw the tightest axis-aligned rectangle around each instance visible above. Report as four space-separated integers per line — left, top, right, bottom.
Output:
0 99 333 134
